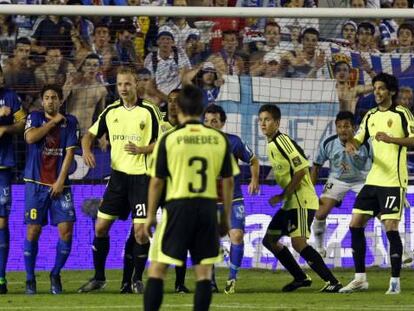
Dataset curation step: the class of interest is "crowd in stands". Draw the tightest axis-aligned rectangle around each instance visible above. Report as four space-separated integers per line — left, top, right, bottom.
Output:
0 0 414 136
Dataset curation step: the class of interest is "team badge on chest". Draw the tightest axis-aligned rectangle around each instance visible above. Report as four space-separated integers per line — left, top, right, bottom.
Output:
140 121 145 130
387 119 393 128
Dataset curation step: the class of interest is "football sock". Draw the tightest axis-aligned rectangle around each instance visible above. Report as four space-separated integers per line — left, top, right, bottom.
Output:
51 239 72 276
211 265 217 285
133 241 150 282
386 231 402 277
228 243 244 280
300 245 338 284
144 278 163 311
312 219 326 250
175 264 187 287
274 246 307 281
0 227 10 279
350 227 366 273
194 280 212 311
93 236 109 281
24 239 38 281
122 229 135 284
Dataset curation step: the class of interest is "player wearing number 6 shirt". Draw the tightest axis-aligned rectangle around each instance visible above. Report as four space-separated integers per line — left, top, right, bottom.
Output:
340 73 414 295
23 85 78 295
78 67 162 294
259 104 342 293
143 85 239 311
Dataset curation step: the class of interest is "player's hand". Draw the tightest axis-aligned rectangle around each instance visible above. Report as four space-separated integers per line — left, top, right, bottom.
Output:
218 212 230 238
124 141 143 155
0 106 11 117
83 151 96 168
0 126 6 138
144 216 157 238
51 113 65 125
269 194 284 207
248 180 260 195
375 132 393 144
345 141 357 155
50 181 64 198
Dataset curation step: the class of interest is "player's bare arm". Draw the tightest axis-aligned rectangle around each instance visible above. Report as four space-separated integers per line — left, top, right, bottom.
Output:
345 138 361 155
50 148 75 198
81 132 97 168
248 156 260 195
269 168 306 207
375 132 414 147
145 176 165 238
24 113 65 144
219 176 234 237
310 164 321 185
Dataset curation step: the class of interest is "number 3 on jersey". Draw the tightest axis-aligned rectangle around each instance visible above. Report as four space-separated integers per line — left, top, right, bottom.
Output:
188 156 208 193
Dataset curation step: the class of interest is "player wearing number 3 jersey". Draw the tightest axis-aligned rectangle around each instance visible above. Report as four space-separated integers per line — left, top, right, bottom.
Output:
143 85 239 311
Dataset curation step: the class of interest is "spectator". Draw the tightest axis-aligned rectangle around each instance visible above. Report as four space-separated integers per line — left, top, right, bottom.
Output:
184 30 206 66
91 22 118 83
205 0 244 53
334 60 373 113
64 53 108 136
341 21 357 49
398 86 414 111
136 68 166 107
0 13 16 58
208 30 244 75
70 25 93 70
263 52 282 78
393 23 414 53
355 22 379 53
3 37 38 111
183 61 223 107
144 26 191 96
114 19 142 70
35 48 76 88
281 27 328 78
248 50 266 77
31 0 74 57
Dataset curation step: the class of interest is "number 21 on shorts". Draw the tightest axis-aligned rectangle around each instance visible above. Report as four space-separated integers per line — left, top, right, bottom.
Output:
135 203 147 217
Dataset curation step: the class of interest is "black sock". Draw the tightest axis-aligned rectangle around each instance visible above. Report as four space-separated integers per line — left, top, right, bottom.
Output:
133 242 150 282
386 231 402 277
175 264 187 288
350 227 366 273
211 265 216 286
300 245 338 284
194 280 212 311
122 229 135 284
93 236 109 281
274 246 307 281
144 278 163 311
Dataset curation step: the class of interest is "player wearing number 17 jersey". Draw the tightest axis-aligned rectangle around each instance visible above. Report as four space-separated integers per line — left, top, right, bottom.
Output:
143 85 239 311
340 73 414 295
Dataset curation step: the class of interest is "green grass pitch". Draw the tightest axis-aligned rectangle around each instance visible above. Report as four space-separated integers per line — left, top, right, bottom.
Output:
2 268 414 310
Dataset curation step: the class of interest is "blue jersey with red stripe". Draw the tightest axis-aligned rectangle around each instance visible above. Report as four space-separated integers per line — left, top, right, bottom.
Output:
24 111 78 186
0 88 24 168
218 133 254 202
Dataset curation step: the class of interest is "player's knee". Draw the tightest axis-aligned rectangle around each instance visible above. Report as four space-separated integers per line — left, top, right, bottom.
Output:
229 229 244 244
315 210 328 221
27 225 42 241
291 238 307 253
60 231 73 242
134 226 149 244
0 217 8 229
95 221 110 237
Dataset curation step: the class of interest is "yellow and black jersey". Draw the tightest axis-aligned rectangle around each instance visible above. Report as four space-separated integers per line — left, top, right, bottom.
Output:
149 120 240 202
267 132 317 210
355 105 414 188
89 98 160 175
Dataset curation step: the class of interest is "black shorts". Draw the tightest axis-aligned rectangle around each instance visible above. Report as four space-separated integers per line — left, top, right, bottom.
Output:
149 199 221 266
353 185 404 221
99 170 149 222
267 208 315 240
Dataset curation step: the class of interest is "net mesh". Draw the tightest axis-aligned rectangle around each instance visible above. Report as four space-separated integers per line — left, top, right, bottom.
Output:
1 3 414 270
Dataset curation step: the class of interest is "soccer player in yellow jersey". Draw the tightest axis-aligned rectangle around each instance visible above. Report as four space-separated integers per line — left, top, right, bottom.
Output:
258 104 342 293
340 73 414 295
143 85 239 311
78 67 161 293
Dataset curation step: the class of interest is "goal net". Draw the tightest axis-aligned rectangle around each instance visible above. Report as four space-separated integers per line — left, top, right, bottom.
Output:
1 4 413 270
